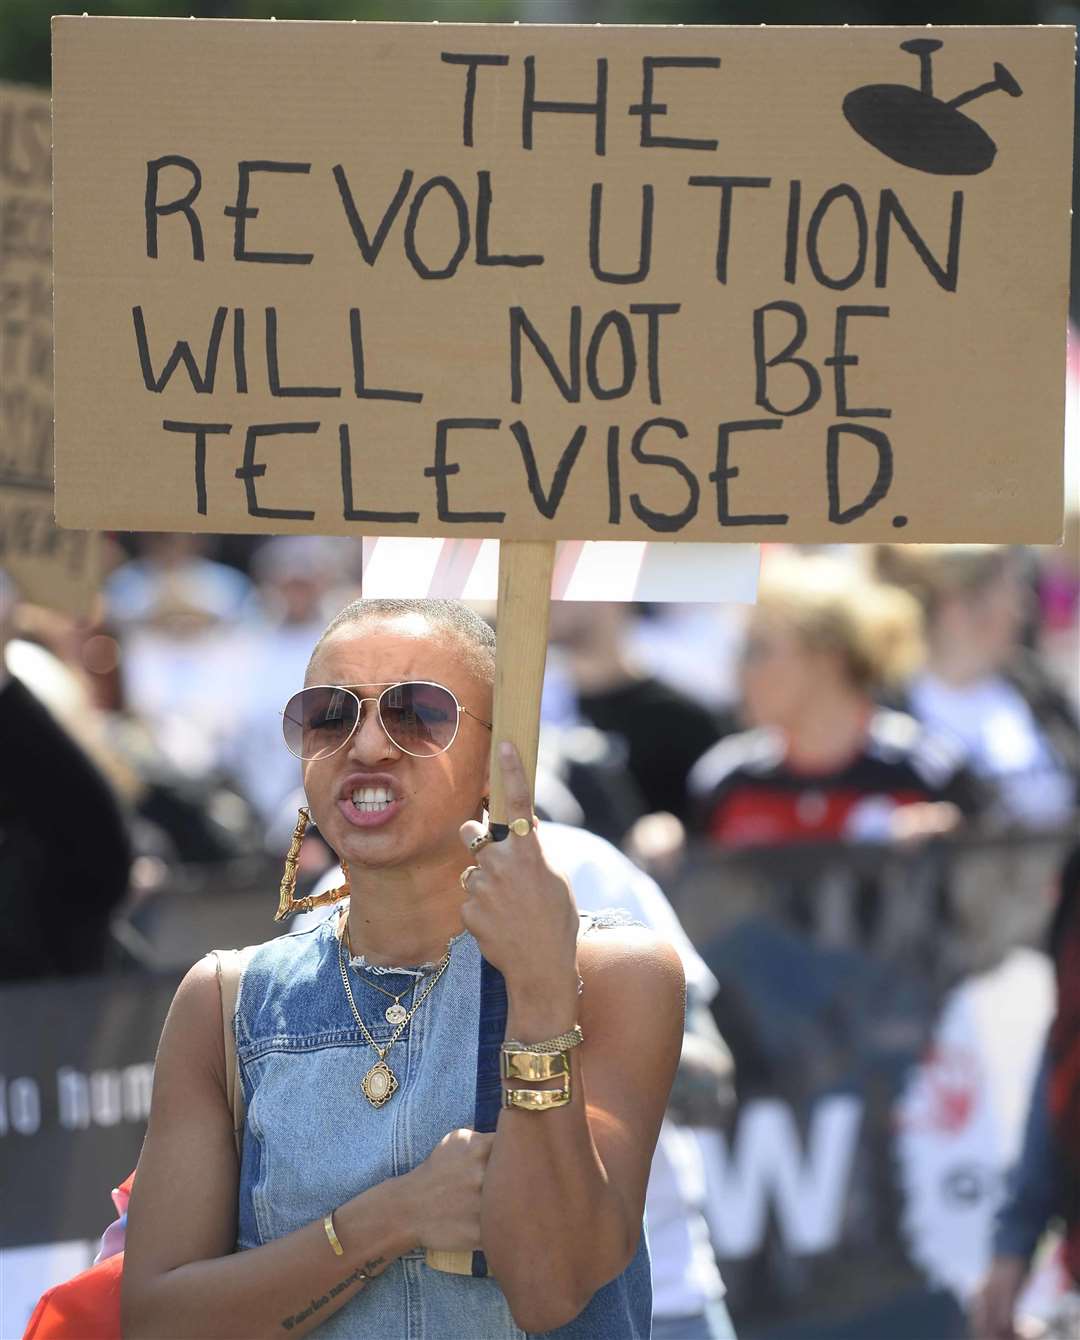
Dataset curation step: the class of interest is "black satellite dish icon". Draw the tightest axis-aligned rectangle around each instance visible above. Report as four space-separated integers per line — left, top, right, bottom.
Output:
843 39 1022 175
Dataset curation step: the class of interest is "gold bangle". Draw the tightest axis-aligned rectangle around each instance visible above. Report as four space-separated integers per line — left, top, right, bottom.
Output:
502 1081 572 1111
323 1210 344 1257
502 1024 583 1056
500 1048 569 1082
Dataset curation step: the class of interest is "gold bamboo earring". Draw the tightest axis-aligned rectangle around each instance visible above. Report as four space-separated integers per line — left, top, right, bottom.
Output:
274 807 352 922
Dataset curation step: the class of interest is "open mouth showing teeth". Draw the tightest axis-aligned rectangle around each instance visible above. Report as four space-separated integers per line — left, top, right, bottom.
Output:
350 786 394 813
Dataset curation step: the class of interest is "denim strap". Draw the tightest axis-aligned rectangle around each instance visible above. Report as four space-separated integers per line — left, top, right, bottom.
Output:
470 956 507 1277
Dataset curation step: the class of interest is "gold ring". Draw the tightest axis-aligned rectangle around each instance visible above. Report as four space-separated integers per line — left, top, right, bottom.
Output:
509 816 535 837
469 831 494 853
459 864 480 891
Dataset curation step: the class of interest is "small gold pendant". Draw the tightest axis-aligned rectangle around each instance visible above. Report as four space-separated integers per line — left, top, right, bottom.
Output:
385 1004 408 1025
361 1060 398 1108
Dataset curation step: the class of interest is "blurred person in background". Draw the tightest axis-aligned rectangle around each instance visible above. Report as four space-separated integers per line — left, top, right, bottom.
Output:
628 602 747 718
108 572 247 780
876 544 1080 831
222 535 361 845
2 573 258 885
104 532 255 628
970 844 1080 1340
549 823 735 1340
0 573 132 979
687 555 981 847
87 589 262 868
543 601 726 845
103 533 259 784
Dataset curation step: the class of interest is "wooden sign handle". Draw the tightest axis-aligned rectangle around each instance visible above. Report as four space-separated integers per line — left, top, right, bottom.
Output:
487 539 557 829
426 539 555 1277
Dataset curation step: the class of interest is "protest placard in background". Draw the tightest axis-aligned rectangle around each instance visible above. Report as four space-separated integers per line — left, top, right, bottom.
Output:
51 20 1073 545
0 82 98 613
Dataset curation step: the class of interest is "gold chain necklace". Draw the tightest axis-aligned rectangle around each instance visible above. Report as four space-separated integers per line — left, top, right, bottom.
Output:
337 930 452 1108
341 918 415 1025
364 977 414 1026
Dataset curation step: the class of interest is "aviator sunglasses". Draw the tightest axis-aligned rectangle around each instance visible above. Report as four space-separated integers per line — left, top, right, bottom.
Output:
281 681 492 762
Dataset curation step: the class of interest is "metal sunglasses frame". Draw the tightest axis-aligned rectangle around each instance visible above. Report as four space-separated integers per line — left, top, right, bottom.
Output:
282 680 492 761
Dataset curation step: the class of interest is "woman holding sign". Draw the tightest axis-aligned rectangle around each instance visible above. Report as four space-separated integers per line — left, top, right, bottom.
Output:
121 597 684 1339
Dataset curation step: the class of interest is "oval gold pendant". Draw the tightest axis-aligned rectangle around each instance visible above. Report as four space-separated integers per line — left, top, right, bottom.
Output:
361 1060 398 1108
385 1004 408 1025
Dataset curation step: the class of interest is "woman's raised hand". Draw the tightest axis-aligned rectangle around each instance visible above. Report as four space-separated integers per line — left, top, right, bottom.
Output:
458 742 580 1001
399 1128 495 1253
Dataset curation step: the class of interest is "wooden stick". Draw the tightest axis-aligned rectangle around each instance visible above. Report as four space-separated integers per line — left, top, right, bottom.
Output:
426 539 556 1276
488 539 557 828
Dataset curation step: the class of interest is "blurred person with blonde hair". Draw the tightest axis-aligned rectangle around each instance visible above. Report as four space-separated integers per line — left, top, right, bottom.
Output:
875 544 1079 830
687 555 981 846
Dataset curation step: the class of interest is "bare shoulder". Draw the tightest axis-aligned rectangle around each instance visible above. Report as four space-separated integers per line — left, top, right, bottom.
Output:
124 954 246 1280
577 922 685 989
153 952 229 1101
577 923 686 1030
574 925 685 1158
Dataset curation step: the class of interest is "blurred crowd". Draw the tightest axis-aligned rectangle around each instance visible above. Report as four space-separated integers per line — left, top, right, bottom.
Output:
1 527 1078 977
2 528 1079 1337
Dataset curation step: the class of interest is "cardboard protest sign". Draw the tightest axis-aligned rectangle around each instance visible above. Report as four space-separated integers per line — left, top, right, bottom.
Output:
52 19 1073 545
0 82 99 614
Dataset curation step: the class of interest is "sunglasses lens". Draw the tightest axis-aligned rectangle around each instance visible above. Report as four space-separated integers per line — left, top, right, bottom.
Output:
380 682 459 756
283 687 359 761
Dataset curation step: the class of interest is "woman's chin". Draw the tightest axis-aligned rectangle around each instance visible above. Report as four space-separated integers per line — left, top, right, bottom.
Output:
336 827 463 876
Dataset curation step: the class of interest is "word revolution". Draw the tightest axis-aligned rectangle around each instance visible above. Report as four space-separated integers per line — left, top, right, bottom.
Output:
147 159 962 294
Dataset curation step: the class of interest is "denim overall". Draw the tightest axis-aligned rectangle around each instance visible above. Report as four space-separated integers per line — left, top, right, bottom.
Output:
234 910 652 1339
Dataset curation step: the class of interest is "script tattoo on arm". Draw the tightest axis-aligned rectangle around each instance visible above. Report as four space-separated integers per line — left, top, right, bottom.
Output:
280 1257 386 1331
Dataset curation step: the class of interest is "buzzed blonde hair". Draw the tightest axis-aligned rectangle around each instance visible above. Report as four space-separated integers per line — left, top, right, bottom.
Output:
309 598 496 686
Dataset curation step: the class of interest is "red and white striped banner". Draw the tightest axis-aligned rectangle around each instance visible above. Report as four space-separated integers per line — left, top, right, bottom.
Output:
361 539 758 603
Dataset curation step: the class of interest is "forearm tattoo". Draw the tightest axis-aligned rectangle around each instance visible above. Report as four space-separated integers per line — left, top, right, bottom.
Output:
280 1258 386 1331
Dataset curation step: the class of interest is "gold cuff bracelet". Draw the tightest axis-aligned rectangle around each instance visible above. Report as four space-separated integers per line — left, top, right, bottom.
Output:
500 1048 570 1082
502 1079 572 1112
